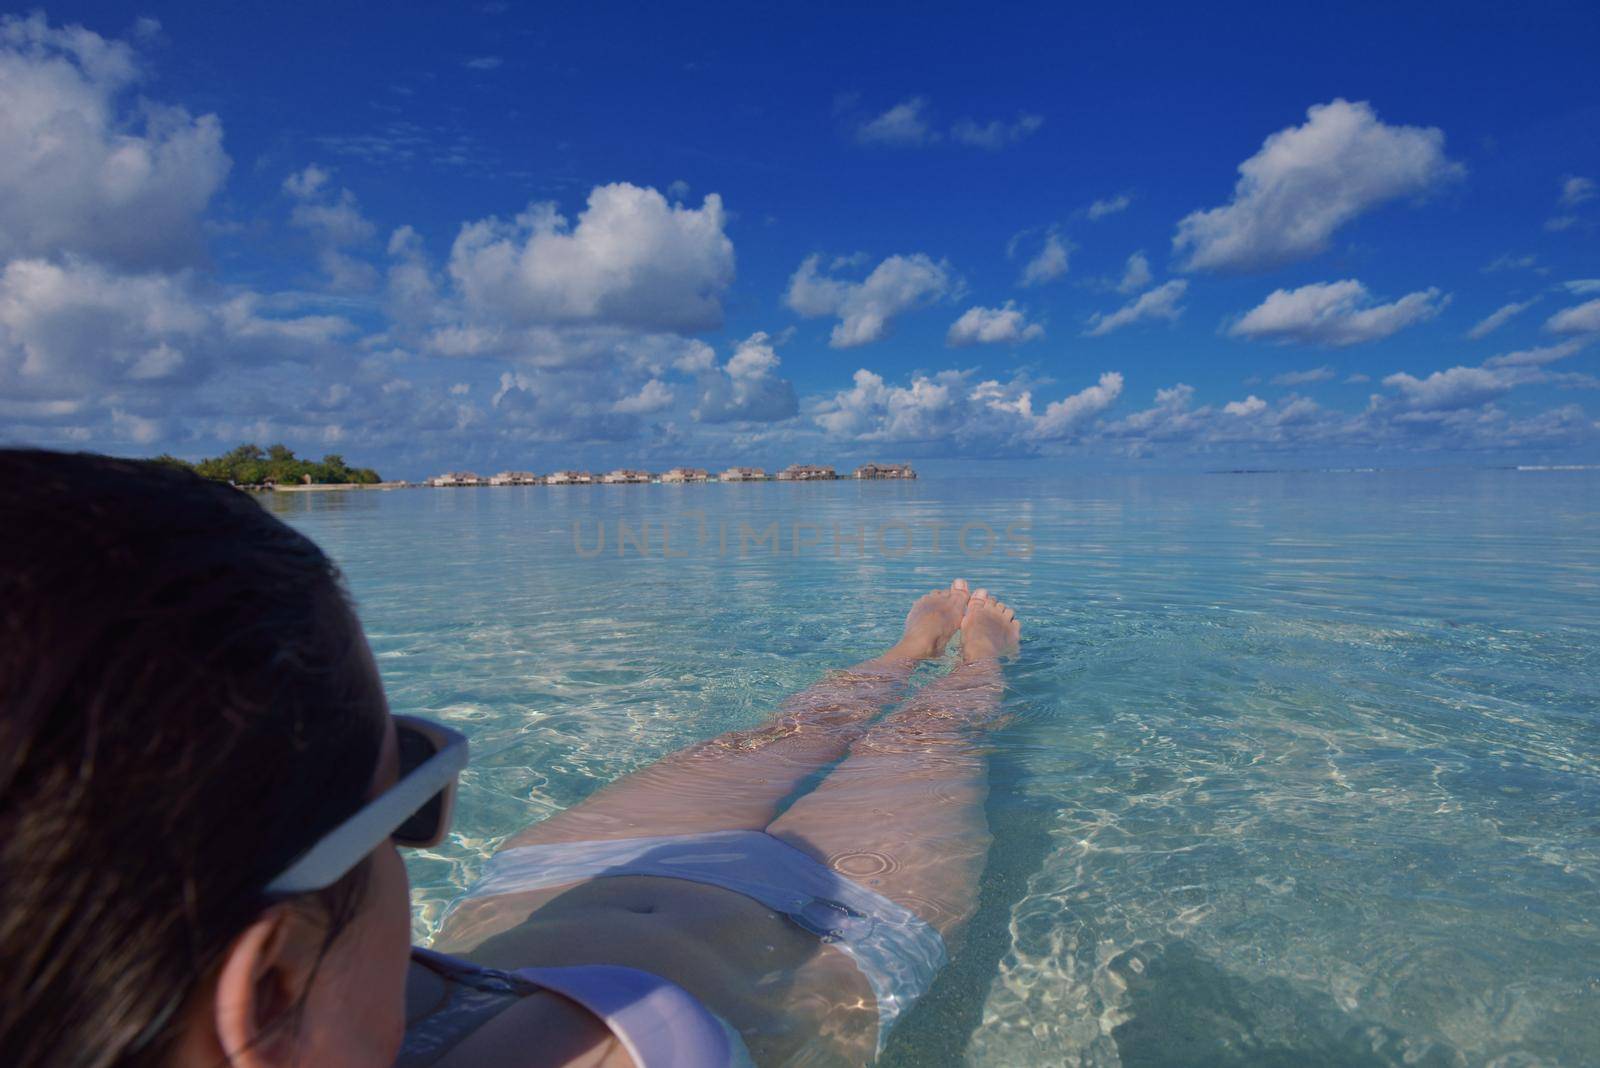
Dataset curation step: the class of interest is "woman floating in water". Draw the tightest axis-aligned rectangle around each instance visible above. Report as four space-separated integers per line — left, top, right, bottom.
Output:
0 450 1021 1067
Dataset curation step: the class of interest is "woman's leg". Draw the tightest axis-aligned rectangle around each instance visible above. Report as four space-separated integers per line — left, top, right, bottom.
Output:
765 590 1022 950
500 580 972 847
427 587 1017 1065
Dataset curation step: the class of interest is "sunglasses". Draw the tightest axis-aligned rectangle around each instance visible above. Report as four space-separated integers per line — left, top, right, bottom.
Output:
265 715 469 896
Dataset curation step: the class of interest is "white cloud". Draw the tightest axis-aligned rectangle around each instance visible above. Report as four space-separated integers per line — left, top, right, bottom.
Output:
0 258 206 397
0 257 354 402
1088 193 1133 220
784 252 953 347
1546 298 1600 335
856 98 935 147
670 340 716 374
1560 175 1595 208
692 331 798 423
1032 372 1124 438
1084 375 1599 456
284 163 378 291
1271 366 1335 386
283 164 330 199
950 113 1043 149
1228 279 1445 346
1224 395 1267 416
856 99 1041 150
0 13 231 270
446 183 734 334
666 179 690 201
216 294 355 347
286 169 373 245
1483 339 1586 368
611 378 674 414
383 224 443 331
1019 230 1071 286
110 407 162 444
464 56 502 70
488 370 645 441
946 301 1043 346
1085 279 1188 336
1173 99 1462 272
1484 253 1539 273
1097 383 1204 444
1380 341 1593 413
318 252 380 294
1117 251 1153 294
815 369 961 441
1564 280 1600 295
1545 178 1595 231
1466 299 1536 340
1382 366 1511 410
812 367 1123 445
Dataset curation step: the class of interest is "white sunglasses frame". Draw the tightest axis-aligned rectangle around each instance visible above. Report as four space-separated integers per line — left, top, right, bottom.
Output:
264 715 469 896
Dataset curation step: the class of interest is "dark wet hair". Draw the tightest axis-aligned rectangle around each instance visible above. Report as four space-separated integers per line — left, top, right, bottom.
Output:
0 450 388 1068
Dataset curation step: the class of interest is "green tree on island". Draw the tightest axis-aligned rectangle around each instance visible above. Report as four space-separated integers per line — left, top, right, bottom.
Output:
164 444 381 486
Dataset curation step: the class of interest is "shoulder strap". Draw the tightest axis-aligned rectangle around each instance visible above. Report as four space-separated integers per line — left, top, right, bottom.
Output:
511 965 734 1068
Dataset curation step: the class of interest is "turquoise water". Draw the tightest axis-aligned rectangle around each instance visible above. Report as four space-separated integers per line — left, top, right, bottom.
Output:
269 471 1600 1067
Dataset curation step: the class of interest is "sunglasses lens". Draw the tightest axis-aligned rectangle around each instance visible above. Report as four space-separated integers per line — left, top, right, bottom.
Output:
393 722 446 845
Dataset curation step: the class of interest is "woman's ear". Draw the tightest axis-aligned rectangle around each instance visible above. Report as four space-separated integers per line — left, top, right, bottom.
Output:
212 906 326 1066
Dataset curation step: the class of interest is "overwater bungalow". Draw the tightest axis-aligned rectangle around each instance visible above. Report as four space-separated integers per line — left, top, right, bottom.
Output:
546 470 595 485
489 471 542 485
601 469 652 484
853 462 917 480
719 466 767 482
428 471 486 487
776 464 837 481
660 467 710 483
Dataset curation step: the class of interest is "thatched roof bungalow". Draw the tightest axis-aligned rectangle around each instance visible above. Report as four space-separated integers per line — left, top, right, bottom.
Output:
776 464 837 481
853 462 917 480
428 471 486 487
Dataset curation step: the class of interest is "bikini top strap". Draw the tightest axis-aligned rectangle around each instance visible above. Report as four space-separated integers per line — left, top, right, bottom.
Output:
510 964 734 1068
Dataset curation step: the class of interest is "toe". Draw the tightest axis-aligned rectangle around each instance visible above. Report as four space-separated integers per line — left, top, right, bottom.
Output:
972 587 990 604
951 578 970 595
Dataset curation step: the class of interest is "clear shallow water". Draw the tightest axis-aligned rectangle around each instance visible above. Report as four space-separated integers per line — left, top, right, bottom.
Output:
270 471 1600 1067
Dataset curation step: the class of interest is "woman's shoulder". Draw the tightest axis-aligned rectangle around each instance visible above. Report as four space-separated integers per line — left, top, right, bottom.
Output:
405 952 634 1068
428 987 633 1068
406 948 748 1068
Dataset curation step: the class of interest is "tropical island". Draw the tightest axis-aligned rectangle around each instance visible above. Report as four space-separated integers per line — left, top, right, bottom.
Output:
155 444 382 487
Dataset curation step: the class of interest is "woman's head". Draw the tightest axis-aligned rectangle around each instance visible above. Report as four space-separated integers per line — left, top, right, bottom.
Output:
0 449 412 1067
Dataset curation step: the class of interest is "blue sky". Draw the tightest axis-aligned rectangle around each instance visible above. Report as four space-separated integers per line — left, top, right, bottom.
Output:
1 2 1597 477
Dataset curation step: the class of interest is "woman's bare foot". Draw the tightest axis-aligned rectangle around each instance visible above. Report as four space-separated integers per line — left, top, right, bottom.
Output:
886 579 971 660
960 587 1021 661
